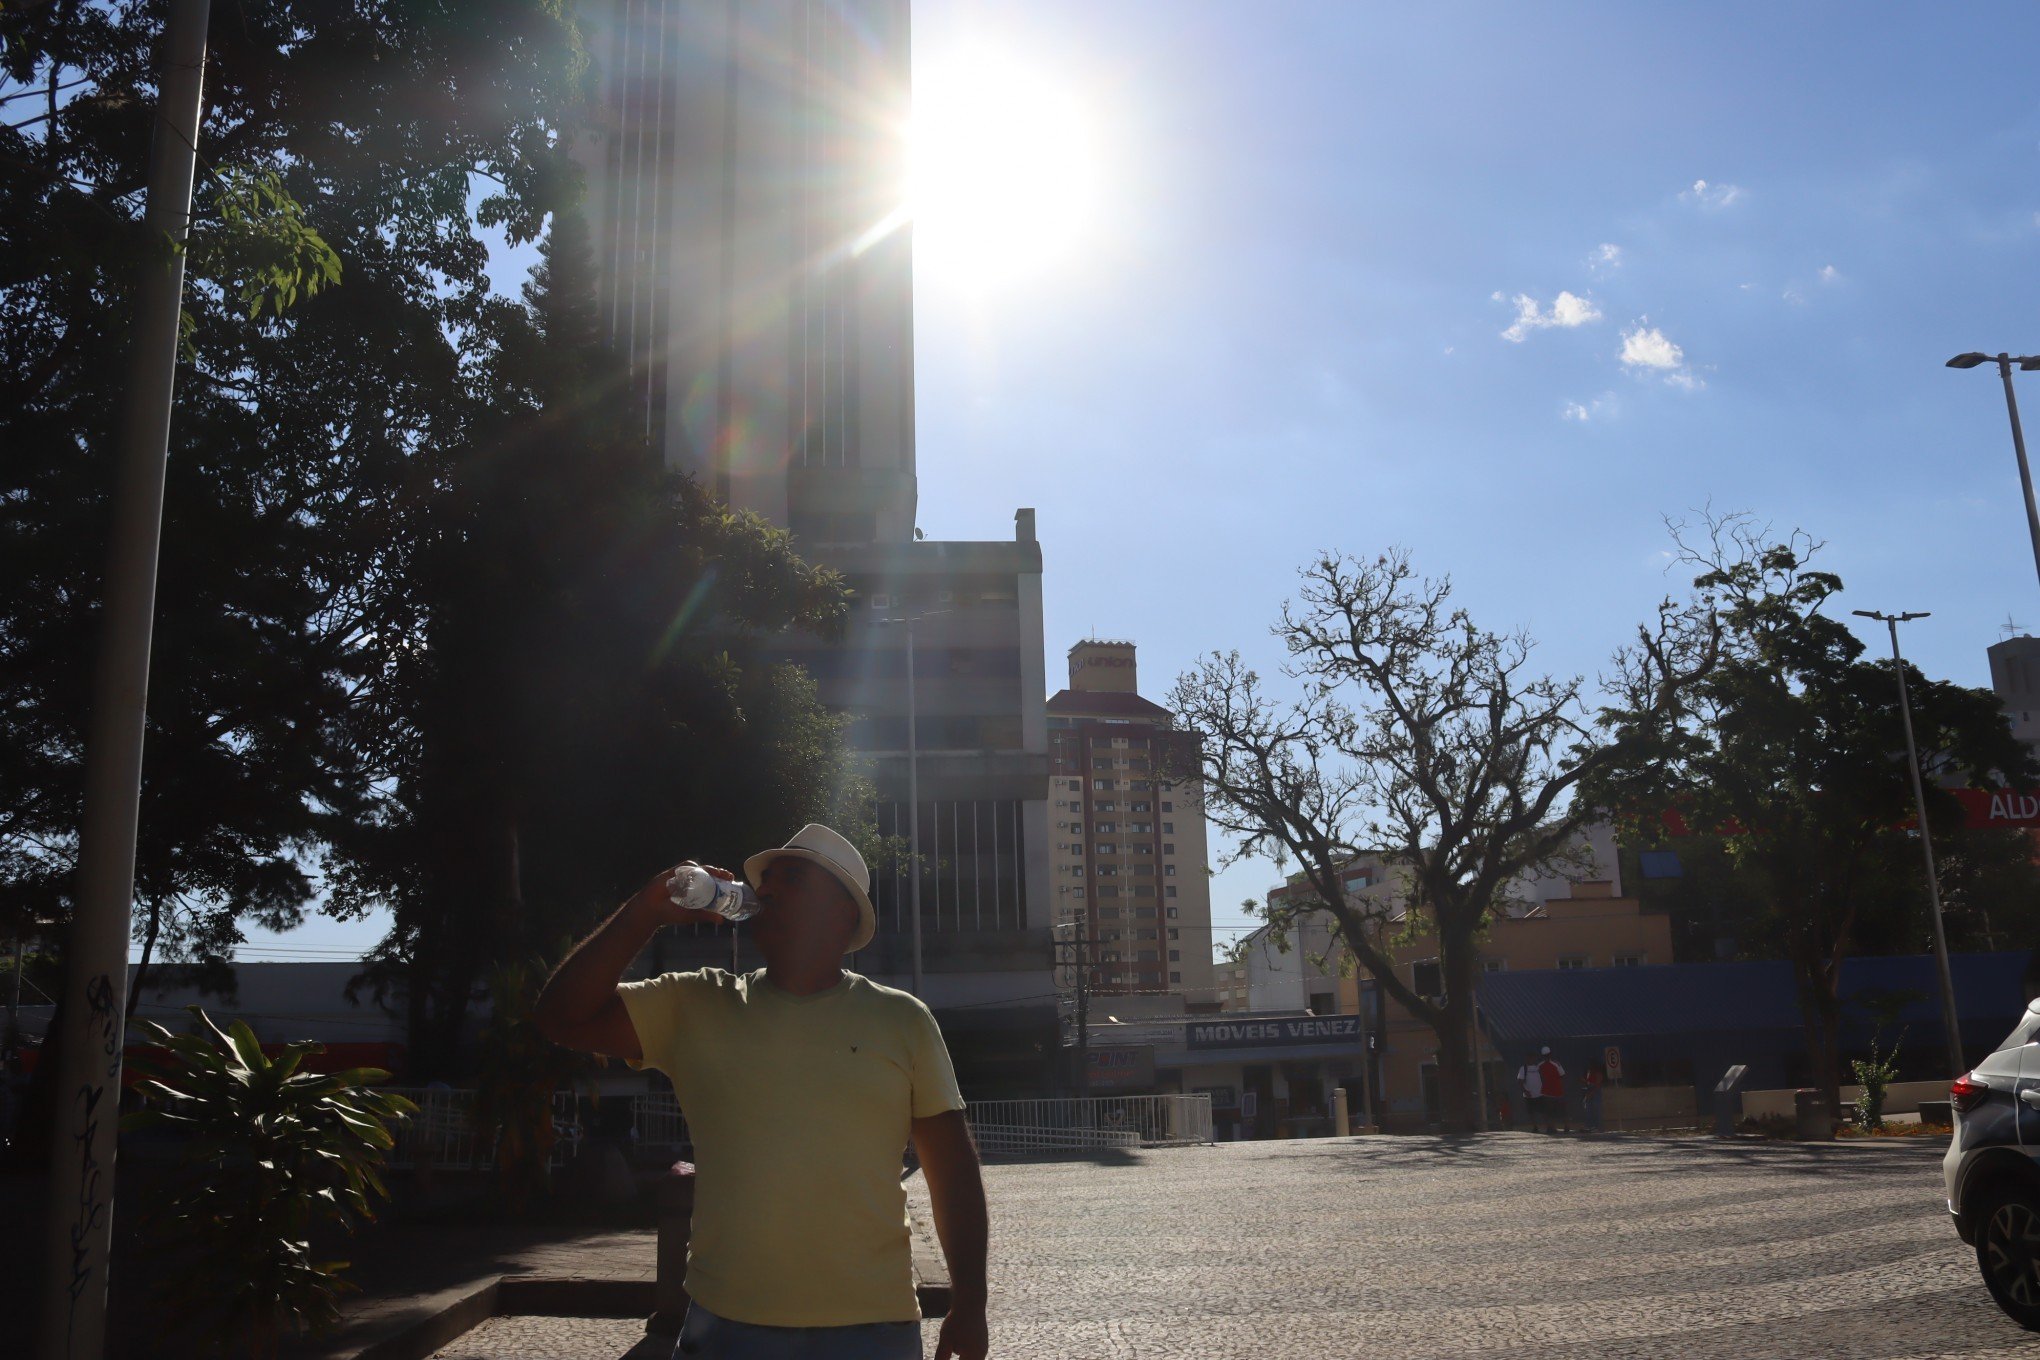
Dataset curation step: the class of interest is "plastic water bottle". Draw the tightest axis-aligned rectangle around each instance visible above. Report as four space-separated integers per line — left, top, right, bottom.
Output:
666 865 759 923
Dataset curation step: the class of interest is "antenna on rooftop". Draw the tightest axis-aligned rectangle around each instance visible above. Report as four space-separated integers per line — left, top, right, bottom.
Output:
2003 615 2028 641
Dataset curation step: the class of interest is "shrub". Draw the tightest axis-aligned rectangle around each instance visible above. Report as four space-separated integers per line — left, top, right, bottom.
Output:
123 1009 415 1357
1850 1033 1904 1133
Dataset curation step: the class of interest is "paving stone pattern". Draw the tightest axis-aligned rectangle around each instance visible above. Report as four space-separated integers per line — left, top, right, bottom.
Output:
441 1134 2035 1358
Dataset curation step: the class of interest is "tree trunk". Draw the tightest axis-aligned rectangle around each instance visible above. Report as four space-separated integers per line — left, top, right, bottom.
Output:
1431 931 1483 1133
127 895 162 1021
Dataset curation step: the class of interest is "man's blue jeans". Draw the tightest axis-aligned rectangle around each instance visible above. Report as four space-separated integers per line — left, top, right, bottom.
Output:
673 1303 922 1359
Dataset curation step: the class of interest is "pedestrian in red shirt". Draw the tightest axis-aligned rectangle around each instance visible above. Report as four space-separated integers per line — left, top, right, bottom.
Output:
1537 1047 1568 1133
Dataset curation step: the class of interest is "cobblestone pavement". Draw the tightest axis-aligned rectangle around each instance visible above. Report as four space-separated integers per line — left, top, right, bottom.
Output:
436 1134 2035 1359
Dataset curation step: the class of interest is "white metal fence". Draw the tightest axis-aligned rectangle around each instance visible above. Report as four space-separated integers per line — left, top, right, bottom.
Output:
631 1089 690 1151
382 1087 584 1172
967 1095 1213 1157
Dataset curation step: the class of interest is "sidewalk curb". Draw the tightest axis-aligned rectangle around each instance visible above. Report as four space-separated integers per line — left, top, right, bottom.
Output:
309 1276 656 1360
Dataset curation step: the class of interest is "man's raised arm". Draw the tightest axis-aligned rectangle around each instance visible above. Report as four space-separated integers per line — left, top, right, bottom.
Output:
534 862 729 1060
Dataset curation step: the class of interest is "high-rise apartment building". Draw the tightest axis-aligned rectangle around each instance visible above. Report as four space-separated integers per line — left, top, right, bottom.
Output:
577 0 1054 1095
1047 642 1218 1010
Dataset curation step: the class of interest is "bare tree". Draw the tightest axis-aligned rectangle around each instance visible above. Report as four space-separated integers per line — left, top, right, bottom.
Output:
1167 549 1715 1132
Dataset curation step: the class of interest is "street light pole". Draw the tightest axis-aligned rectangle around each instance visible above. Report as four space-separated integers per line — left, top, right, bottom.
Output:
41 4 211 1356
1947 351 2040 594
904 614 922 997
1852 609 1967 1078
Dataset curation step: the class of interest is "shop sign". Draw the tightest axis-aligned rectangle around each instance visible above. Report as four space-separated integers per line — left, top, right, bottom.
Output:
1085 1046 1155 1089
1186 1015 1362 1050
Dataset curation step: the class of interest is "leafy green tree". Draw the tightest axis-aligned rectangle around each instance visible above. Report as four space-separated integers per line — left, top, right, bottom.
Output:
1591 514 2040 1107
0 0 584 982
124 1009 414 1357
324 212 860 1074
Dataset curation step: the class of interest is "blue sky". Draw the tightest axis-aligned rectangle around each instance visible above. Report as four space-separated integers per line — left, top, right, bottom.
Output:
234 1 2040 965
909 0 2040 955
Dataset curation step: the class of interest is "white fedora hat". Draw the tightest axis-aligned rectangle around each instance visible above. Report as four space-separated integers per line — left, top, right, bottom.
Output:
743 823 877 952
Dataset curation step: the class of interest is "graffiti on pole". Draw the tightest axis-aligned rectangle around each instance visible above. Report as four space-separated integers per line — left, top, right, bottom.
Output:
63 970 120 1350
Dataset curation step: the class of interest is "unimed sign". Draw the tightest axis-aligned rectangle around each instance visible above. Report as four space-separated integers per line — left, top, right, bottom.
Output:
1187 1016 1362 1050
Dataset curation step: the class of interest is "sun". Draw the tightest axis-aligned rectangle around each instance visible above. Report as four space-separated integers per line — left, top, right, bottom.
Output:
907 47 1103 291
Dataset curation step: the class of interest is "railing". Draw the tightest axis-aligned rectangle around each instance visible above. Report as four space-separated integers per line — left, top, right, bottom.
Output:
631 1089 691 1152
382 1087 583 1172
967 1095 1213 1157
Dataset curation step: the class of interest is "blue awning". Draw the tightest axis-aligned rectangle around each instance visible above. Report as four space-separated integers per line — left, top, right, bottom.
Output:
1477 952 2031 1048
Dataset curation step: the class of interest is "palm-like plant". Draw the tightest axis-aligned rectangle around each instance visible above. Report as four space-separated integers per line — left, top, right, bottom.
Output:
122 1009 416 1358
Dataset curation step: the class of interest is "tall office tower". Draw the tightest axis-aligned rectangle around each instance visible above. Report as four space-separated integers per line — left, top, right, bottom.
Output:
579 1 1055 1095
1047 642 1219 1012
1989 633 2040 754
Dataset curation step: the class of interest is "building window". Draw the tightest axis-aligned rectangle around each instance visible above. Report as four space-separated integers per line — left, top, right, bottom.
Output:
1067 780 1082 791
1168 928 1179 940
1165 865 1176 877
1412 960 1443 998
1169 950 1181 962
1165 890 1177 902
1132 885 1155 897
1166 904 1178 915
1480 958 1505 973
1162 822 1174 834
1095 822 1116 834
1096 843 1116 855
1612 953 1644 967
1093 779 1111 791
1136 950 1158 962
1134 844 1153 855
1161 801 1173 812
1162 843 1175 855
1170 971 1182 984
1308 991 1335 1015
1069 844 1083 856
1071 886 1085 898
1557 954 1589 970
869 594 892 610
1134 905 1157 919
1133 864 1154 876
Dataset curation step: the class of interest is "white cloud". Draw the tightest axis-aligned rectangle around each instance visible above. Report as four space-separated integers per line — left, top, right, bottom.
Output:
1561 392 1618 422
1782 285 1806 305
1620 324 1684 370
1620 320 1704 391
1819 264 1841 283
1497 289 1603 342
1588 243 1623 273
1680 178 1745 209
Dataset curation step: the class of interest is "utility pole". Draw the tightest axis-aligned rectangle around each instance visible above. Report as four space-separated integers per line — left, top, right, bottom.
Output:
41 4 211 1357
1852 609 1967 1078
1053 924 1092 1096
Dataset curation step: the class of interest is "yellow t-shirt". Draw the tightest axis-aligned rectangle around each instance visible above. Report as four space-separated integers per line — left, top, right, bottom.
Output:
617 967 965 1327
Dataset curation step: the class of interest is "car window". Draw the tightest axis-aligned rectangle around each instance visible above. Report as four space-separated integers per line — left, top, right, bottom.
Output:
1992 1008 2040 1054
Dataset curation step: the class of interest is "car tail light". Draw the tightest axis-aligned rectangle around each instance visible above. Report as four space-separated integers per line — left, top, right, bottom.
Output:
1951 1072 1989 1114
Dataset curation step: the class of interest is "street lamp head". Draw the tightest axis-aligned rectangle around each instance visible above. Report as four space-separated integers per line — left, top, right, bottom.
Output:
1947 353 1991 369
1850 609 1880 620
2021 357 2040 373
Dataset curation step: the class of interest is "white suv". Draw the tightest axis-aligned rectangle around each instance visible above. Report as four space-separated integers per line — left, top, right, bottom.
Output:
1945 997 2040 1329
